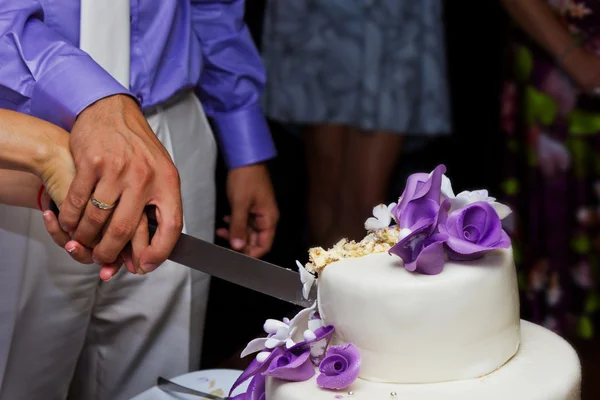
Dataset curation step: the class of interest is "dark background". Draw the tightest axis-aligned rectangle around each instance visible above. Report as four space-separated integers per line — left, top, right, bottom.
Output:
201 1 509 368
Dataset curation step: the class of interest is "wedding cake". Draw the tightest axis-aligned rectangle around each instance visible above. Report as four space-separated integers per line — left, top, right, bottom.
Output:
229 165 581 400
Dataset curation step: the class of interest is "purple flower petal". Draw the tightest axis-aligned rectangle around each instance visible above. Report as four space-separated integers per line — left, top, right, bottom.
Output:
317 343 361 390
440 201 511 261
229 348 281 397
389 200 450 275
247 374 266 400
393 165 446 224
262 349 315 381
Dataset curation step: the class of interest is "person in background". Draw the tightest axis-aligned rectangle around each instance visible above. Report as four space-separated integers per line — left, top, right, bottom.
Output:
260 0 451 246
501 0 600 338
0 1 278 399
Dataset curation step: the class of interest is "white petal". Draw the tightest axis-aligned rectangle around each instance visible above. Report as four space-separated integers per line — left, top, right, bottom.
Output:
364 204 392 230
303 329 317 342
285 338 296 349
265 337 283 349
491 202 512 219
297 260 316 300
364 217 384 231
398 228 412 240
241 338 269 358
273 326 291 341
288 303 316 331
264 319 288 334
308 318 324 332
449 196 470 213
440 174 455 199
256 351 271 363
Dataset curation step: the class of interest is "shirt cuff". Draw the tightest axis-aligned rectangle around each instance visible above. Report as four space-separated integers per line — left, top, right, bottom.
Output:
30 55 133 130
210 104 277 169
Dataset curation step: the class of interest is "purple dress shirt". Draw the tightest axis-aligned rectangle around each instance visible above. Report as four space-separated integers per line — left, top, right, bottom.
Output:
0 0 276 169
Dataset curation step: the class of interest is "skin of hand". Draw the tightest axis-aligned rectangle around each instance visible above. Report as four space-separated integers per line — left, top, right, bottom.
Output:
59 94 183 274
562 47 600 93
216 163 279 258
32 128 124 281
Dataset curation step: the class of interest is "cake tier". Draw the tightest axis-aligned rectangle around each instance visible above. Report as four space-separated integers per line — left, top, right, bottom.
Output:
266 320 581 400
317 249 520 383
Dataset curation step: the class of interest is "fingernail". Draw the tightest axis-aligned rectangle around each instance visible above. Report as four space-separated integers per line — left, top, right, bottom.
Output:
43 211 52 221
65 244 76 254
142 263 158 273
231 239 245 250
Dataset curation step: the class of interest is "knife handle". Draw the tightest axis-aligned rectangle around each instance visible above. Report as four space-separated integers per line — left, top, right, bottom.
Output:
48 200 159 242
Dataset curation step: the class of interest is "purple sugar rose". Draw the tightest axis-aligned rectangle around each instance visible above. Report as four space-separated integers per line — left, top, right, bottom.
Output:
316 344 361 390
392 164 446 227
262 348 315 381
389 199 450 275
439 201 511 260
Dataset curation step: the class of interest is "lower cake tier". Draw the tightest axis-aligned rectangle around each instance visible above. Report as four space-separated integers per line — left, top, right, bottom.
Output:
266 320 581 400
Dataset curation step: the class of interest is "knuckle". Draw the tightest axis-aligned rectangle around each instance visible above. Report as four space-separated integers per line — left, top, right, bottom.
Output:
110 221 134 240
87 210 106 228
69 194 89 210
93 248 114 264
110 157 127 175
91 155 105 169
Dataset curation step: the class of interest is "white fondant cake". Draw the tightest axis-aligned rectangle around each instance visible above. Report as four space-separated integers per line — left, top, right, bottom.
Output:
266 321 581 400
317 249 520 383
229 166 582 400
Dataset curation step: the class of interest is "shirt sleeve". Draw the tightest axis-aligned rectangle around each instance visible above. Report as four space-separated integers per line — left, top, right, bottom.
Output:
0 1 132 130
190 0 277 169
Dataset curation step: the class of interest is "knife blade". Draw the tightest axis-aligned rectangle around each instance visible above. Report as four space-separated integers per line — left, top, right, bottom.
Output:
48 202 316 308
157 376 227 399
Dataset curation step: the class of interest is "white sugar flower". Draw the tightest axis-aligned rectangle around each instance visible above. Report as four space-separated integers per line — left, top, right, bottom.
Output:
449 190 512 219
240 303 317 359
364 203 397 231
296 260 316 300
440 173 456 200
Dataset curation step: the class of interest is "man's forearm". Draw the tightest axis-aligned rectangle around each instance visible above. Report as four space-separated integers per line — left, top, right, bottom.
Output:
0 170 42 209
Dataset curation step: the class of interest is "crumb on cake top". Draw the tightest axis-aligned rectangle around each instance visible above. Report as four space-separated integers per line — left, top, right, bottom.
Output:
305 227 401 274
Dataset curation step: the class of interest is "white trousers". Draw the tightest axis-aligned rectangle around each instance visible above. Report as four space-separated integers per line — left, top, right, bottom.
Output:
0 92 216 400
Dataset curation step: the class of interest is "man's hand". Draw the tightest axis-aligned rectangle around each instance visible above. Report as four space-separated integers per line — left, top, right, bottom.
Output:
59 94 183 273
217 163 279 258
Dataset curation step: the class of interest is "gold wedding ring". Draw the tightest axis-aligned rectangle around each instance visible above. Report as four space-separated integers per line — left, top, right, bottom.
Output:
90 196 117 211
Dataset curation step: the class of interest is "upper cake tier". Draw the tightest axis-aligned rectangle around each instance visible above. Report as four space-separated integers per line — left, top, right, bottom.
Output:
317 248 520 383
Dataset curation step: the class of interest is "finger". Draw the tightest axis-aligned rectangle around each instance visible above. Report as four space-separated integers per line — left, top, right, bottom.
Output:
249 228 276 259
93 189 144 265
59 166 97 233
121 245 137 274
131 214 150 274
64 240 95 264
42 211 94 264
216 228 230 241
72 178 121 248
223 215 231 224
139 198 180 273
99 262 123 281
229 199 250 251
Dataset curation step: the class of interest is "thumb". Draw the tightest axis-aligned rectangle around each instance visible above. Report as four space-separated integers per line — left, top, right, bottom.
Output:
229 199 250 251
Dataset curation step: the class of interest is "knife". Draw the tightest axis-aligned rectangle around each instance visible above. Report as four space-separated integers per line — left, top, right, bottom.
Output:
157 376 227 399
48 201 316 308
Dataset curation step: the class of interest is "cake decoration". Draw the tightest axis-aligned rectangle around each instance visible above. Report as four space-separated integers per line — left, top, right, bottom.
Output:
439 200 511 261
316 343 361 390
296 260 316 300
300 164 513 276
230 306 346 399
